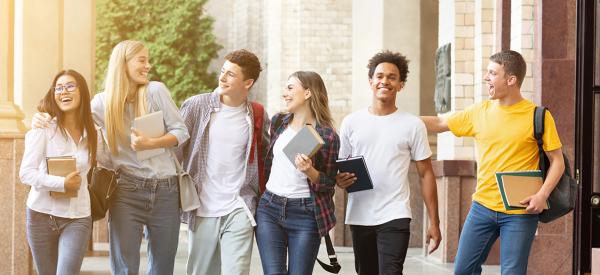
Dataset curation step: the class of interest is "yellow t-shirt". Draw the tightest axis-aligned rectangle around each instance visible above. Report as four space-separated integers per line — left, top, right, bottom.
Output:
447 99 562 214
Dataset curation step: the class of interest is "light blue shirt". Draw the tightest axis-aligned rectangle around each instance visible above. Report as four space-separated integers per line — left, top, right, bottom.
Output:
91 81 189 178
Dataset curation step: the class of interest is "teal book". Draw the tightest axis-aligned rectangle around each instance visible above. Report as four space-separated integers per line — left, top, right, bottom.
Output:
495 170 548 210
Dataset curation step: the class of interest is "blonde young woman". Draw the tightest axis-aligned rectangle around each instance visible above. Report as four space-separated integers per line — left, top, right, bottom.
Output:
256 71 340 275
95 40 189 274
33 40 189 274
20 69 97 275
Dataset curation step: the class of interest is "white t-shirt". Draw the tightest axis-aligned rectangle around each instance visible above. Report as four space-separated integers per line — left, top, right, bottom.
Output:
197 103 249 217
265 127 311 198
339 108 432 225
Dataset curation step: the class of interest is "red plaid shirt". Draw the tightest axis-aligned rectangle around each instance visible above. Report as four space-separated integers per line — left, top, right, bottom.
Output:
264 113 339 237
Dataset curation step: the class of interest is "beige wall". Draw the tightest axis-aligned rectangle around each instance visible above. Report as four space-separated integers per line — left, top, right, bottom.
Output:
13 0 95 125
352 0 437 116
0 0 25 134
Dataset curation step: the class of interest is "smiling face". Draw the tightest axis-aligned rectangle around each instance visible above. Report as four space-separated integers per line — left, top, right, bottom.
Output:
282 76 310 113
53 74 81 114
126 47 151 85
369 62 404 102
219 60 253 97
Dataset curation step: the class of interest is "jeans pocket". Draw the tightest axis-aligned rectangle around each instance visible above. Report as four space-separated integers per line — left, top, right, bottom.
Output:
259 196 270 207
116 178 137 192
303 200 315 214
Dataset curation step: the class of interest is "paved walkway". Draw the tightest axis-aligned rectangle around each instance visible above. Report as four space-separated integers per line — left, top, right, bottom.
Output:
81 229 500 275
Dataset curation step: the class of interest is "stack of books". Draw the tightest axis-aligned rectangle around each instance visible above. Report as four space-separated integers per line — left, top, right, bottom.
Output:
495 170 549 210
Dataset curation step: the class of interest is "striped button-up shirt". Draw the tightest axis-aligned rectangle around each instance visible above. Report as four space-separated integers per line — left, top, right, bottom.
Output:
178 90 270 231
265 113 339 237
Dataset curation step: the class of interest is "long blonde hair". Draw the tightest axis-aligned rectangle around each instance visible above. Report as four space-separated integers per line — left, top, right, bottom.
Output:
104 40 148 155
290 71 334 129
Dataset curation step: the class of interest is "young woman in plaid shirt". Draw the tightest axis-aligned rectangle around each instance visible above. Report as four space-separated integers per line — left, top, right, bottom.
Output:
256 71 339 275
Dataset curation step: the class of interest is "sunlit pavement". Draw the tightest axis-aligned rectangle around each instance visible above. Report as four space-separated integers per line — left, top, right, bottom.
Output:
81 228 500 275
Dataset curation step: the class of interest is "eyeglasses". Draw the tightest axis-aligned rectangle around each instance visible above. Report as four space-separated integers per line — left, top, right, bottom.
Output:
54 82 78 94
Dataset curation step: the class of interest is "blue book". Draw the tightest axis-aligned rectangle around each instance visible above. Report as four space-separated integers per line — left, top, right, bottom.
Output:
336 156 374 193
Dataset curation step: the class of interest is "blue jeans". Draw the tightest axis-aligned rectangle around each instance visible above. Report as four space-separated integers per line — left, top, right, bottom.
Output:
454 201 539 275
26 208 91 275
255 190 321 275
108 173 180 275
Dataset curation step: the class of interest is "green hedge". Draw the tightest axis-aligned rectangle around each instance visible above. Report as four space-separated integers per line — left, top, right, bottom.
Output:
96 0 221 105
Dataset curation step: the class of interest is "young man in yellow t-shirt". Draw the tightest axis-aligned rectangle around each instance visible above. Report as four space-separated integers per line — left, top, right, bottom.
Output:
421 50 565 274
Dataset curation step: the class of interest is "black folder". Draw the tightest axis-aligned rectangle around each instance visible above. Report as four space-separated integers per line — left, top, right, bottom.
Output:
336 156 374 193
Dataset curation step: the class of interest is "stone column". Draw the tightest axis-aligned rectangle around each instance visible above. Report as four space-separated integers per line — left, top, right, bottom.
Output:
0 0 32 274
63 0 96 90
436 0 476 161
14 0 95 123
474 0 496 104
0 0 25 133
352 0 435 116
264 0 284 117
14 0 62 125
510 0 536 102
527 0 576 274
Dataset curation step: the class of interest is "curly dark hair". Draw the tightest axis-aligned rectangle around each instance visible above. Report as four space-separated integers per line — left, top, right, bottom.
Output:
489 50 527 87
224 49 262 84
367 50 410 82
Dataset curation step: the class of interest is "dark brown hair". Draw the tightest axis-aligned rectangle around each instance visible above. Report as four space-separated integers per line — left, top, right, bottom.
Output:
489 50 527 87
225 49 262 85
38 70 97 166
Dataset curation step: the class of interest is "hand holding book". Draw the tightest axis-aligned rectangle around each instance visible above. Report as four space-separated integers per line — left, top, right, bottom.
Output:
295 153 321 183
283 125 324 166
130 128 155 151
519 192 550 214
64 171 82 194
335 172 357 189
47 156 79 198
132 111 166 161
294 153 314 172
336 156 373 193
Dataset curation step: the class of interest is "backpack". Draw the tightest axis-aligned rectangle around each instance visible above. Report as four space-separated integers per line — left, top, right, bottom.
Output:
249 101 266 194
534 106 578 223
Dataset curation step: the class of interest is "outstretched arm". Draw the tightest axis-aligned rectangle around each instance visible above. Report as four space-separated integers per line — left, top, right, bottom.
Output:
415 157 442 254
421 116 450 134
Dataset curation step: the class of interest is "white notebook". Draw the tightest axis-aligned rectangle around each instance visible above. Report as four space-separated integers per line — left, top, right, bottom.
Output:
133 111 165 161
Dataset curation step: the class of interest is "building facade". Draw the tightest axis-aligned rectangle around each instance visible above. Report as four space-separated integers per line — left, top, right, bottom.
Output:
1 0 594 274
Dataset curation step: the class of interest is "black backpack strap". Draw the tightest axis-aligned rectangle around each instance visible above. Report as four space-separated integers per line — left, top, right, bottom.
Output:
534 106 547 178
316 233 341 273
